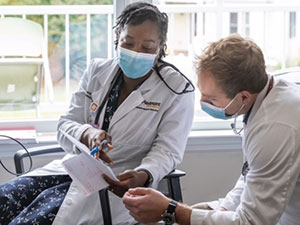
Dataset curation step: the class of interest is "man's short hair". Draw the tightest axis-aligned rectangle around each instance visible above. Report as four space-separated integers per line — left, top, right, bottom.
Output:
196 34 268 98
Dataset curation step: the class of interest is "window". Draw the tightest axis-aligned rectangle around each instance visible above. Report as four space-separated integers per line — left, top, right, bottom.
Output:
244 12 250 36
1 0 300 133
289 11 296 39
0 1 113 125
230 13 238 34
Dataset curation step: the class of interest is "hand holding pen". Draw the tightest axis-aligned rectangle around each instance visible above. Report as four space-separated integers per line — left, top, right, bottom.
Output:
81 127 114 165
91 138 114 165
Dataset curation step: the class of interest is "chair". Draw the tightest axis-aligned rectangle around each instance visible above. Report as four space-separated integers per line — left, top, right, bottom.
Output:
14 144 186 225
0 17 54 117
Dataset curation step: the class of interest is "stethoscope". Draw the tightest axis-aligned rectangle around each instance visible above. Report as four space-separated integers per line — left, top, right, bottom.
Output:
231 76 274 136
155 58 195 95
90 60 195 126
230 110 244 135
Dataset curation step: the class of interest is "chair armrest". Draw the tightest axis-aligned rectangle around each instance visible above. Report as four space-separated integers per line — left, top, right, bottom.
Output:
14 144 64 175
163 169 186 202
164 169 186 179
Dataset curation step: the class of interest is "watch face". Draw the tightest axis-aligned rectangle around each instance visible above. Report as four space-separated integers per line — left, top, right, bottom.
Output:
162 212 175 225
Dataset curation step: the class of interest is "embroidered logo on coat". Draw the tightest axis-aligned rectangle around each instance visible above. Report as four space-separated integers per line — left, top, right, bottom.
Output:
136 100 161 112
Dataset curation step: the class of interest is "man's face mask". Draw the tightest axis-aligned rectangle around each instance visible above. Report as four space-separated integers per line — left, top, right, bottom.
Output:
118 46 157 79
200 94 243 120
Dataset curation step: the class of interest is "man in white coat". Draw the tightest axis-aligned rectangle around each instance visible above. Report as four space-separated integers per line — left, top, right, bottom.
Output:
122 34 300 225
0 2 194 225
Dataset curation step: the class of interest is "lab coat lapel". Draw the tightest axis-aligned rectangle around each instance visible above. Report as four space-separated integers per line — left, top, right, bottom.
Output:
109 90 144 129
91 62 119 110
109 70 158 129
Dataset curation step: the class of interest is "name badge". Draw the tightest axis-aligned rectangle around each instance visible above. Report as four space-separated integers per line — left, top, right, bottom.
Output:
90 102 98 112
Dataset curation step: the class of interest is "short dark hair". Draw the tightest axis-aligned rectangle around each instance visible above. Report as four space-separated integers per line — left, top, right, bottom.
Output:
114 2 168 59
196 34 268 98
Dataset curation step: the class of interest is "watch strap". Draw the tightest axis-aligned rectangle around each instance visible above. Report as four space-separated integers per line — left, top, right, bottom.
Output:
167 199 178 214
136 169 153 187
162 199 178 225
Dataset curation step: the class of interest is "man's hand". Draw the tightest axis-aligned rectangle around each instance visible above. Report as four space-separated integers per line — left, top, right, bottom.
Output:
122 187 170 224
103 170 149 197
80 127 114 164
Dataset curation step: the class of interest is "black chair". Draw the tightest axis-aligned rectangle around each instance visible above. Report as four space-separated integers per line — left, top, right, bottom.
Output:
14 144 186 225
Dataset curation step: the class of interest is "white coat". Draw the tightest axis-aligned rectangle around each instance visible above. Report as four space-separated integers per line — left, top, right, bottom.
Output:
25 58 194 225
191 78 300 225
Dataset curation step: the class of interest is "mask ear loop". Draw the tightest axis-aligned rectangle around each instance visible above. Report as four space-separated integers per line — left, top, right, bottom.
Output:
231 118 243 135
230 104 245 135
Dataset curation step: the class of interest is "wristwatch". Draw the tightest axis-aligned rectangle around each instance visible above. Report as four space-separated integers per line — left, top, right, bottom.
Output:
162 199 178 225
136 169 153 187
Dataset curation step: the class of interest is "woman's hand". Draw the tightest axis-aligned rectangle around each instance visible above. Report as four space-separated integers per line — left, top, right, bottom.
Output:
103 170 149 197
80 127 114 164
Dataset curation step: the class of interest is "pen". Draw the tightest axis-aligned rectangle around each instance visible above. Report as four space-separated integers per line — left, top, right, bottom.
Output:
90 140 107 156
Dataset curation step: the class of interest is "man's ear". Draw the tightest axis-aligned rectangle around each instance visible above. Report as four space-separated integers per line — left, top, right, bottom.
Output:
240 90 252 105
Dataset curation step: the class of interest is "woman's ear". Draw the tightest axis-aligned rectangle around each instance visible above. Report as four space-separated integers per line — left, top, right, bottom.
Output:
158 43 166 57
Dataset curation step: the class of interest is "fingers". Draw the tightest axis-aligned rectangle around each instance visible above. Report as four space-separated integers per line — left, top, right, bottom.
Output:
123 190 145 208
93 132 112 148
103 174 119 186
117 170 135 181
106 142 114 150
92 133 114 165
103 174 131 198
218 207 227 211
127 187 149 196
96 150 114 165
106 135 112 144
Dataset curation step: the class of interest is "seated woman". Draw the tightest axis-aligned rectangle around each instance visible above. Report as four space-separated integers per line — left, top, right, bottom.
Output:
0 2 194 225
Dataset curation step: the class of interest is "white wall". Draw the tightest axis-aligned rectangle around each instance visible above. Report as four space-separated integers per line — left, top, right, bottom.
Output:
178 149 242 205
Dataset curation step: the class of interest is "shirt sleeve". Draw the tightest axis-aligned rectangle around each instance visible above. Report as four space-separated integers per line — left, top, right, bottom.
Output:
219 175 245 211
190 122 300 225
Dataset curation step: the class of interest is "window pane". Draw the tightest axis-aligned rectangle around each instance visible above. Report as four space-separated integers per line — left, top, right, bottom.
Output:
0 1 113 121
289 11 296 39
230 12 238 34
155 0 300 129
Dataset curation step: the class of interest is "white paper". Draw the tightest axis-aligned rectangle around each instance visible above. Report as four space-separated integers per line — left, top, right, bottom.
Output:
61 131 91 155
60 130 118 196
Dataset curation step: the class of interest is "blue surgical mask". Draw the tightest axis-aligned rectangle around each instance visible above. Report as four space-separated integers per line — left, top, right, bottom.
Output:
200 94 243 120
118 46 157 79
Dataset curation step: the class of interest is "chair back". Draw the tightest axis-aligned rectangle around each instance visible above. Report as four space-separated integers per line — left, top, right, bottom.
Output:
0 17 43 57
0 17 53 115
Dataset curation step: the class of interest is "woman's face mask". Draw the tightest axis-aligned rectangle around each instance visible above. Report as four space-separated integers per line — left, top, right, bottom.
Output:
200 94 244 120
118 46 157 79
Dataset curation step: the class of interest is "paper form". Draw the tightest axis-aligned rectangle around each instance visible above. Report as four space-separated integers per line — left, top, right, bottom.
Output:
60 130 118 196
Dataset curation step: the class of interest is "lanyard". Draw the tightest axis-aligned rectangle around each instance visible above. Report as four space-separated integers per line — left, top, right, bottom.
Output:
94 69 122 125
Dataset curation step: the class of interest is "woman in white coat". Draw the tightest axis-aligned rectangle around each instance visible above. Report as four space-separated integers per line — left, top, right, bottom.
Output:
0 2 194 225
123 34 300 225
